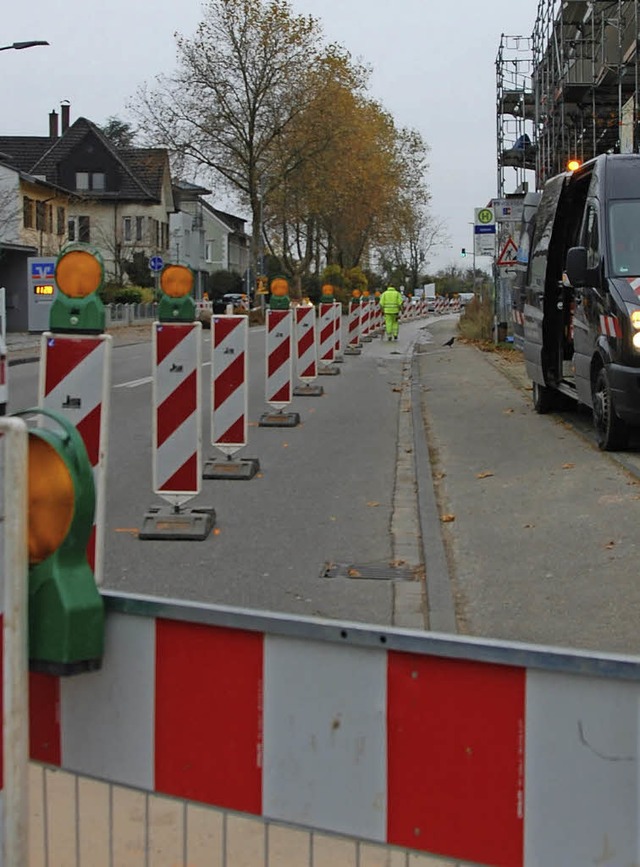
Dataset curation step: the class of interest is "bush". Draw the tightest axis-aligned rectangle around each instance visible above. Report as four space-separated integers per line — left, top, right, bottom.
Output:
207 270 243 297
111 288 143 304
458 295 494 341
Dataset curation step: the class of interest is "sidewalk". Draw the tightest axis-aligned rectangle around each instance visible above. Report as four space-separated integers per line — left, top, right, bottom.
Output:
6 323 153 365
415 324 640 655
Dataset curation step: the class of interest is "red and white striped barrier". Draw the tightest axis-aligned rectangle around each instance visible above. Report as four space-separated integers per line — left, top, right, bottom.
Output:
346 301 361 351
333 302 343 360
152 322 202 504
294 306 318 383
265 309 293 410
360 300 373 341
26 598 640 867
318 302 338 368
39 333 112 584
211 315 248 455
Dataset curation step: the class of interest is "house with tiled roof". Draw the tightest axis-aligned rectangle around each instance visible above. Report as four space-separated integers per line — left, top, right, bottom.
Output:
0 105 175 325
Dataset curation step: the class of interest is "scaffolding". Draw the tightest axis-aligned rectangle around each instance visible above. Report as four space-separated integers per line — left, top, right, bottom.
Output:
496 34 535 195
497 1 640 193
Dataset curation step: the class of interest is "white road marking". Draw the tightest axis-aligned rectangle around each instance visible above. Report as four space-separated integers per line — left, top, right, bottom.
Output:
114 376 153 389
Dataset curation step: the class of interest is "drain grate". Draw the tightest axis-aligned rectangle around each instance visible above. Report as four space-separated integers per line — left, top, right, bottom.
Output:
321 562 415 581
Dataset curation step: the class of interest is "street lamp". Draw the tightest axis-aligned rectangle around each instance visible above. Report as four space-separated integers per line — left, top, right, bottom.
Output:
0 41 49 52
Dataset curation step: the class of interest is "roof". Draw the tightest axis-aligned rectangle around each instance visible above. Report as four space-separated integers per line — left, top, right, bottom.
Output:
0 117 171 202
210 207 248 235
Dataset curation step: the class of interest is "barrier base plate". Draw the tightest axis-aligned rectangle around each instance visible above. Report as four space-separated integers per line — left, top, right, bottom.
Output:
203 457 260 480
139 505 216 540
259 411 301 427
344 346 362 355
318 365 340 376
334 354 344 363
362 336 373 342
293 383 324 397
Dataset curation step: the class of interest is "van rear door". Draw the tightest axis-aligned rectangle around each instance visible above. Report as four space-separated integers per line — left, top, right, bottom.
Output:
523 174 566 384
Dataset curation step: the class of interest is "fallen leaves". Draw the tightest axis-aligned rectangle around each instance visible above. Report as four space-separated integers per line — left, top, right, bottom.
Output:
441 514 456 523
347 568 362 578
476 471 494 479
366 501 380 508
562 462 575 470
604 540 616 550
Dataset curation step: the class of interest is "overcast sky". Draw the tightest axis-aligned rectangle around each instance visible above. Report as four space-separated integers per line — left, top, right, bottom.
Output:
3 0 536 272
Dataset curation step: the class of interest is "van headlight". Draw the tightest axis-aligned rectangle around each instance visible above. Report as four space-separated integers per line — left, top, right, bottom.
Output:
631 309 640 330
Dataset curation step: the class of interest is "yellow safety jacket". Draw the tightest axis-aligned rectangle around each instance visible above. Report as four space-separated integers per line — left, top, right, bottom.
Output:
379 288 404 314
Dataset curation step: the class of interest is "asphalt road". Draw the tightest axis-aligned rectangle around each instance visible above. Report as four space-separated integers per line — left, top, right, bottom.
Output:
9 319 431 626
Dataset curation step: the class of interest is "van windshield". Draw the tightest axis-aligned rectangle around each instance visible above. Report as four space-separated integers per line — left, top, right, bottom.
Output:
609 200 640 276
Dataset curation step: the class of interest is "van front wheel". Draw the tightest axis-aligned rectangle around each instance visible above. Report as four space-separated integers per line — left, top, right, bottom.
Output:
532 381 555 414
593 368 629 451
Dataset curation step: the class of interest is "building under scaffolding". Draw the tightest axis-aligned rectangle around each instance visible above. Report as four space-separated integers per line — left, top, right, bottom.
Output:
497 1 640 195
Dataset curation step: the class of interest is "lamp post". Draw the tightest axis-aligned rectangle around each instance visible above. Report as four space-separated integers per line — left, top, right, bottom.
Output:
0 41 49 52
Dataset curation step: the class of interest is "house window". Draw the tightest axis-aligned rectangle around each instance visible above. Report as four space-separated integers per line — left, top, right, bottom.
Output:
205 241 213 263
69 216 91 243
35 201 47 231
75 172 106 192
135 216 144 242
23 197 33 228
56 206 65 236
78 215 90 242
123 217 132 242
161 222 169 250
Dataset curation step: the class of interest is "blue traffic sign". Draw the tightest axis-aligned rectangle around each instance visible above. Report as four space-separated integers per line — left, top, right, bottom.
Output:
149 256 164 272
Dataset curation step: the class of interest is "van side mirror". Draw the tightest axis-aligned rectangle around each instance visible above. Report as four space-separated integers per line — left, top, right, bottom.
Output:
565 247 588 287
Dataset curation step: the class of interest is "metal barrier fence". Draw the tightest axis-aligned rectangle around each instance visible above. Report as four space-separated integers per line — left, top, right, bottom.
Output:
23 590 640 867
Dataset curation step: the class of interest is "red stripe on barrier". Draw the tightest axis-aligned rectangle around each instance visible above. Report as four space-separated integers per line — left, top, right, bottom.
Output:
156 324 194 365
158 453 198 492
268 310 289 332
213 354 244 412
298 327 314 355
267 342 290 378
155 620 263 813
44 338 101 394
218 416 245 445
76 402 102 467
270 383 291 404
213 316 241 347
387 653 525 867
29 672 61 766
157 370 197 448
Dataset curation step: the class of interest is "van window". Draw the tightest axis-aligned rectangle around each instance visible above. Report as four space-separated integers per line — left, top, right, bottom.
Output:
609 200 640 276
584 207 600 270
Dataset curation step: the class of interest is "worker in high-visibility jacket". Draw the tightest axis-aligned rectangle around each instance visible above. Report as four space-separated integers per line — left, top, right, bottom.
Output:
379 285 404 341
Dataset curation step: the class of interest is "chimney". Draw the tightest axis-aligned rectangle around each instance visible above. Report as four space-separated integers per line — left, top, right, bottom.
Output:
61 102 70 134
49 110 58 139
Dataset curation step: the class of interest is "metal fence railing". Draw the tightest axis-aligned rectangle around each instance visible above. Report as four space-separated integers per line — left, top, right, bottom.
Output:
104 303 159 328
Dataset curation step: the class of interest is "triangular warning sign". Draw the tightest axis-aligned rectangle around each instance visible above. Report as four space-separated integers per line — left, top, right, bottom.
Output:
497 237 518 266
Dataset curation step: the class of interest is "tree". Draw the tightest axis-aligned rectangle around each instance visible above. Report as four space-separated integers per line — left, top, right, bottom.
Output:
133 0 361 284
100 116 137 148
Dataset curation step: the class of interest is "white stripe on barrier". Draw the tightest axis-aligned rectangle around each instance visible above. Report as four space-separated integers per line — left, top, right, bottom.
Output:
265 309 293 409
39 333 112 585
212 315 248 455
152 322 202 503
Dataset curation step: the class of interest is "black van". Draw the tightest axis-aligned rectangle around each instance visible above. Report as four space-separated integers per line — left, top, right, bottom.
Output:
524 154 640 450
